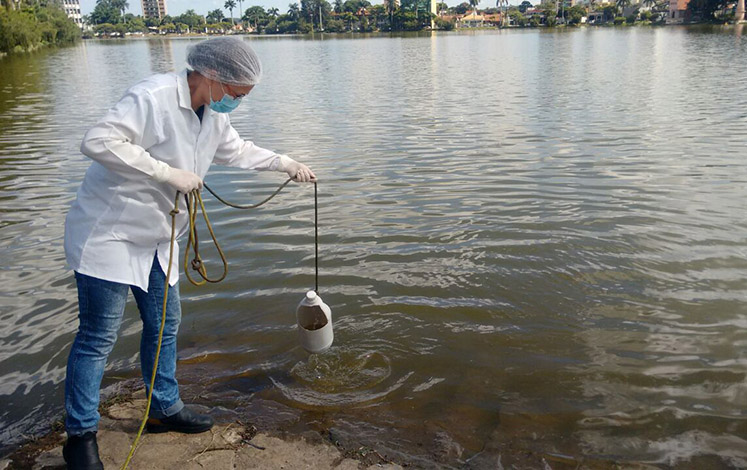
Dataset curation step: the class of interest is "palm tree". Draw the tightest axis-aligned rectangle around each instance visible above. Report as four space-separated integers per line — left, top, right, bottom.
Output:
238 0 244 27
224 0 236 24
469 0 480 14
120 0 129 22
383 0 396 24
497 0 508 26
288 2 300 20
737 0 745 22
615 0 630 15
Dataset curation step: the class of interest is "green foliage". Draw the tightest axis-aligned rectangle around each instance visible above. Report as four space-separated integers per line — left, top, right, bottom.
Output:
0 8 41 52
565 4 585 23
206 8 225 23
454 2 470 14
127 16 146 32
173 9 204 29
639 9 652 20
0 3 80 53
687 0 727 20
434 16 455 29
626 12 636 22
298 19 314 32
89 0 123 24
342 0 370 13
512 10 527 25
519 0 532 12
541 0 557 24
324 17 345 30
529 14 540 25
613 15 625 23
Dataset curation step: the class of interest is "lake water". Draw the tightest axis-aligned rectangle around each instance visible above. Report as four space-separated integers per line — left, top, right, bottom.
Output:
1 26 747 468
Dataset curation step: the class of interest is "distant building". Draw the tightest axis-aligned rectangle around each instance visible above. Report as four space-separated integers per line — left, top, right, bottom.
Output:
668 0 691 22
141 0 168 20
59 0 83 27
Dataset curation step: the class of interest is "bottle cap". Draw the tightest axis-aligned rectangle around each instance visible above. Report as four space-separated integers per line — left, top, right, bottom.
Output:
306 290 317 301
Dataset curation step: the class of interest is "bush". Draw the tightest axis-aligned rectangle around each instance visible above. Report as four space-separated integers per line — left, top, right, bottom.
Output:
614 16 625 24
434 17 455 29
0 9 41 52
0 5 79 53
324 18 345 32
626 13 636 23
639 10 652 20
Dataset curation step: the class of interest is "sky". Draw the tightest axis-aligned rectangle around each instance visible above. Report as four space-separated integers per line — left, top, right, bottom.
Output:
78 0 392 17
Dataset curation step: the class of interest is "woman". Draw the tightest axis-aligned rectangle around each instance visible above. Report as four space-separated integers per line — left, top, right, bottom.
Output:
62 37 315 469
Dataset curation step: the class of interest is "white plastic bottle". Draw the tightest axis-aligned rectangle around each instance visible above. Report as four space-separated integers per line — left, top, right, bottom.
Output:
296 290 333 353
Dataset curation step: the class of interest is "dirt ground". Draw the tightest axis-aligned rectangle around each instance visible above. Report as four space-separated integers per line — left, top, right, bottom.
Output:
0 388 403 470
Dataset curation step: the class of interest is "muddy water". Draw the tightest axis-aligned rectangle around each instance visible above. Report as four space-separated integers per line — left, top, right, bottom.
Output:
1 27 747 468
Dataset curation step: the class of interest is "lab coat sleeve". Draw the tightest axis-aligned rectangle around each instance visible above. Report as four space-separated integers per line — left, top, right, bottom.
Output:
80 88 170 181
212 122 284 171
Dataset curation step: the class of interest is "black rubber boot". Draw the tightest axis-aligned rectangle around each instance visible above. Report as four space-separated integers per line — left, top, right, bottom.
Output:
63 431 104 470
146 406 214 434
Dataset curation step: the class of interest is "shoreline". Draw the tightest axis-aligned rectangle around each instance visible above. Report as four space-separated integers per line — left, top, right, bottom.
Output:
0 380 404 470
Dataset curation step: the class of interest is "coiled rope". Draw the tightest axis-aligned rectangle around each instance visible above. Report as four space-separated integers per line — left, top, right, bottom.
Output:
122 177 313 469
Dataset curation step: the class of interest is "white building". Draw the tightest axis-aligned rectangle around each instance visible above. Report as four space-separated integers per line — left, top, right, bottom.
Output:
60 0 83 27
141 0 168 20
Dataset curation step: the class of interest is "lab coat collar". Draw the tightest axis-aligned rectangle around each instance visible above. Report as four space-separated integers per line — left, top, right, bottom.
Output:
177 69 193 111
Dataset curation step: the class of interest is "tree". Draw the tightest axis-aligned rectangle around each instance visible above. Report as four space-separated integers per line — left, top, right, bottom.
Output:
288 2 301 20
89 0 122 25
206 8 224 23
268 7 280 16
686 0 726 20
737 0 745 21
127 16 146 32
244 5 267 29
454 2 470 14
469 0 480 13
334 0 343 12
496 0 509 25
565 4 585 23
174 9 204 29
518 0 532 12
383 0 396 25
615 0 630 15
541 0 557 23
118 0 129 21
224 0 236 23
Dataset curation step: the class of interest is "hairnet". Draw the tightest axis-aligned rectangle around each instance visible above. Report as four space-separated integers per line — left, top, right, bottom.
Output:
187 37 262 86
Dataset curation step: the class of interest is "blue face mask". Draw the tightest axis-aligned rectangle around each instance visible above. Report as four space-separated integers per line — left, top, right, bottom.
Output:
209 83 242 113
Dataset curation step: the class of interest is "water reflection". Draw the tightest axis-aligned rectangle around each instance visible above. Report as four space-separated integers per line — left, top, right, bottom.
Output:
147 39 175 73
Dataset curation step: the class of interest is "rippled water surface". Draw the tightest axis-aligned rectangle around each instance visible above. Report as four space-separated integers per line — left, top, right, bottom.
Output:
2 27 747 468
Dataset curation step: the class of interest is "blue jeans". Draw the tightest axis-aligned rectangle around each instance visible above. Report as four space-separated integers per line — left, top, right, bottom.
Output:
65 255 184 436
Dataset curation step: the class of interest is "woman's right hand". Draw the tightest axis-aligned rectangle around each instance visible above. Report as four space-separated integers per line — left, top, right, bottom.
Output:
165 168 203 193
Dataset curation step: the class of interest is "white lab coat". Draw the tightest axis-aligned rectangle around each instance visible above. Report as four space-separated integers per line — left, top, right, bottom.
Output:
64 69 287 291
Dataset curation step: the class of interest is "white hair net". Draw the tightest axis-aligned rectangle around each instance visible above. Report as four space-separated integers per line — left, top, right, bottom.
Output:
187 37 262 86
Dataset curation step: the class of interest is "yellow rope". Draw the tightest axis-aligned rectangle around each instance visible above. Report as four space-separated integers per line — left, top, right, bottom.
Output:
121 192 181 470
120 179 293 469
184 190 228 286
